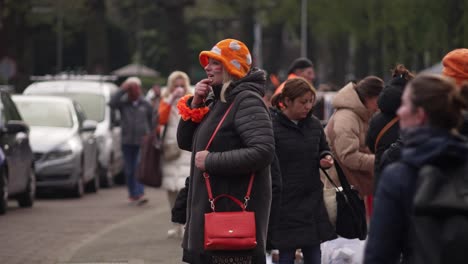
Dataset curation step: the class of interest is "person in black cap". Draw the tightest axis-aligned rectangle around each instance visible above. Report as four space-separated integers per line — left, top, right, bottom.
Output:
274 57 315 96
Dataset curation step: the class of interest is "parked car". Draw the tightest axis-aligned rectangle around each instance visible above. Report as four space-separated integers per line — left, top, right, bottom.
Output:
12 95 98 197
0 90 35 215
23 75 123 186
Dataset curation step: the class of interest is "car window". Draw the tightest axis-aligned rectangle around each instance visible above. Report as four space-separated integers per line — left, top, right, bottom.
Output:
47 93 105 122
1 93 22 121
14 100 74 128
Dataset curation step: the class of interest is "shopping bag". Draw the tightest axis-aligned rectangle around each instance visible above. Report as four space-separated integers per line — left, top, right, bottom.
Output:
136 132 162 188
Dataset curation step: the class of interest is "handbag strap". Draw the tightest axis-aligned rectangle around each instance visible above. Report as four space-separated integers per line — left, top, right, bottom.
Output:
374 116 399 152
202 103 255 211
321 161 353 192
321 167 340 191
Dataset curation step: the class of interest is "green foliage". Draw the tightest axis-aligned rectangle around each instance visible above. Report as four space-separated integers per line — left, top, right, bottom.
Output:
2 0 467 87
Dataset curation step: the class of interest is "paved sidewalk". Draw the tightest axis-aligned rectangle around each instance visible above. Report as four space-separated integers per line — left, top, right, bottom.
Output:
60 189 184 264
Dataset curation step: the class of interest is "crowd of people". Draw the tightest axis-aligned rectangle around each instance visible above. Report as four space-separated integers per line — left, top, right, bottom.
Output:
109 39 468 264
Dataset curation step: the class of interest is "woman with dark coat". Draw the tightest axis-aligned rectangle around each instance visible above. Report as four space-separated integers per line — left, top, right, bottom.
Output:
366 65 414 191
364 74 468 263
176 38 275 264
270 77 336 264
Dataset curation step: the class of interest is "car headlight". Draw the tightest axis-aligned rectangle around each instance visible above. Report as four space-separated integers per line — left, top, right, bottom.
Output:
44 149 73 161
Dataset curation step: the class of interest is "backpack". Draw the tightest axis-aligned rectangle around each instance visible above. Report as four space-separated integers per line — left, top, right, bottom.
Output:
410 158 468 264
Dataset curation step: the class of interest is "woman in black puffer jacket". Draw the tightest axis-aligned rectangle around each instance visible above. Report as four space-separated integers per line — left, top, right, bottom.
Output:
270 77 336 264
176 39 274 264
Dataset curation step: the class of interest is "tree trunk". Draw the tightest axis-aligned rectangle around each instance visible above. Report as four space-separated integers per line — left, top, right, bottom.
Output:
165 6 189 73
86 0 109 74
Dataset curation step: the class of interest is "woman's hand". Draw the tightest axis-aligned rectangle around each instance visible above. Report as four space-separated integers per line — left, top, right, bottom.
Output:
195 150 209 171
172 87 185 98
170 87 186 104
320 155 334 169
192 79 212 107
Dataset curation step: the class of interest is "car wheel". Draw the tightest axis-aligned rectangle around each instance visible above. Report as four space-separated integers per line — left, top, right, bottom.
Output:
0 167 8 215
17 167 35 208
72 176 84 198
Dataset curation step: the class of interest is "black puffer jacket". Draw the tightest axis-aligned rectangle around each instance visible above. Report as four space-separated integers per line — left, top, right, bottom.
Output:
366 77 407 192
177 69 274 264
270 108 336 249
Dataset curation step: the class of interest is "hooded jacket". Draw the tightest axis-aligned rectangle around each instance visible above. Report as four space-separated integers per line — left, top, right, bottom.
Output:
325 82 375 196
177 69 274 264
364 127 468 264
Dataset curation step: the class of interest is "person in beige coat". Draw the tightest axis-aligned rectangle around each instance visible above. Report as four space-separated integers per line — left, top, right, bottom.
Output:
324 76 383 213
158 71 192 238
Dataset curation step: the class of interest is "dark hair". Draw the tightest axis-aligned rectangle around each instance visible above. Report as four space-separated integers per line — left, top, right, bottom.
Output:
408 74 467 130
355 76 384 104
391 64 415 81
271 77 316 108
287 58 314 74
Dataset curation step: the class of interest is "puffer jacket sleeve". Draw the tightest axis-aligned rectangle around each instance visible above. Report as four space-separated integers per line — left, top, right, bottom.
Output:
267 154 282 250
317 118 333 158
205 95 275 176
331 110 374 172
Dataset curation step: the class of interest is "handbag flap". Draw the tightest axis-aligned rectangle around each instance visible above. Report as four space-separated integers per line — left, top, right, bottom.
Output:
205 211 256 238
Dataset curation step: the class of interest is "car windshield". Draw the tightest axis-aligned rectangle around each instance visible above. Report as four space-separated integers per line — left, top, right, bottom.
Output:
50 93 105 122
14 100 74 128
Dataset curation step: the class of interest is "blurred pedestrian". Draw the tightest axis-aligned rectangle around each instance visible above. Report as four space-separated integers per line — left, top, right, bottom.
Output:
158 71 192 239
378 49 468 175
274 57 315 96
176 38 274 264
324 76 384 219
442 48 468 135
109 77 152 205
146 84 162 109
364 74 468 263
270 77 336 264
366 65 414 192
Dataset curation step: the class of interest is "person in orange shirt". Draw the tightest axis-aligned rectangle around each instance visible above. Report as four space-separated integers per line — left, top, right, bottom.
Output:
274 57 316 96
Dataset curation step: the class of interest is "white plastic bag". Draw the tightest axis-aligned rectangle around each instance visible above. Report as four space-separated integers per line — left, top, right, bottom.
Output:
321 237 366 264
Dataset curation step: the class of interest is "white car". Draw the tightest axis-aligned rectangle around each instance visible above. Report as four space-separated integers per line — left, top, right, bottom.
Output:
23 76 124 187
12 95 98 197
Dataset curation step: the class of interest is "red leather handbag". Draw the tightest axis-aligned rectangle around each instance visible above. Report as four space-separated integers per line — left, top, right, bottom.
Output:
204 193 257 250
202 103 257 251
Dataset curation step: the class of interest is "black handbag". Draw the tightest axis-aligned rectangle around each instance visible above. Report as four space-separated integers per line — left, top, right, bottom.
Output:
321 162 367 240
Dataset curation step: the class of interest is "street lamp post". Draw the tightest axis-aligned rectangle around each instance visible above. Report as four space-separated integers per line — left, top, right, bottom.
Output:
301 0 307 58
56 4 63 73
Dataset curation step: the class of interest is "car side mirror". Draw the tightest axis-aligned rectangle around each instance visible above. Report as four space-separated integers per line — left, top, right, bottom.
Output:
5 120 29 134
81 119 98 132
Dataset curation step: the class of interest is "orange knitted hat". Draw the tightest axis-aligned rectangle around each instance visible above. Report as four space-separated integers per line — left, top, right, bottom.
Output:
199 39 252 79
442 48 468 86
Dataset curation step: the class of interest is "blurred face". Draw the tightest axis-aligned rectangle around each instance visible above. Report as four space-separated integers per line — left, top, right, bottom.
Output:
171 77 187 93
297 67 315 83
127 83 141 102
365 96 379 114
397 87 426 129
283 91 315 120
204 58 224 85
